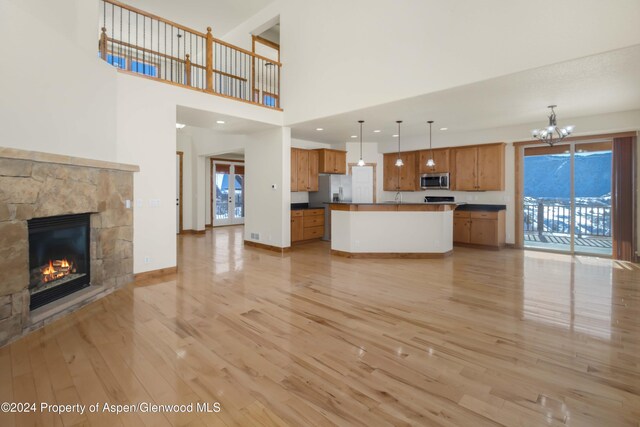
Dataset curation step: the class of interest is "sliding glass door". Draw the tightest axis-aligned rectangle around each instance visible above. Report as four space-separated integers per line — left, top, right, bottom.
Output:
523 141 612 256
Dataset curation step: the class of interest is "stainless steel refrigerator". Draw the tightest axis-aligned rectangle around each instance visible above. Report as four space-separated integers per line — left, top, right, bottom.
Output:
308 174 352 241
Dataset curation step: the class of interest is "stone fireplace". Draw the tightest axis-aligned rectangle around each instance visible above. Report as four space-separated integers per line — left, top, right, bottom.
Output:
0 147 138 346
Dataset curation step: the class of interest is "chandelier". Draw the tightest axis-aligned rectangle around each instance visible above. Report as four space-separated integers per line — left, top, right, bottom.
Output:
531 105 574 146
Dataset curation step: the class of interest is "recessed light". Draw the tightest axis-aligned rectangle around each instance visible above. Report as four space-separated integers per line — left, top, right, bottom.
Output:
351 135 357 138
176 123 186 129
440 127 448 131
373 130 381 133
392 134 399 138
316 128 324 131
216 120 225 124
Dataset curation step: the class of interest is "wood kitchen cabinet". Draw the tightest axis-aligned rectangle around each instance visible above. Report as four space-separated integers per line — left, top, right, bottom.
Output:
453 212 471 243
453 210 505 249
419 148 450 174
316 149 347 174
383 151 419 191
452 143 505 191
291 148 319 192
291 209 324 243
291 210 304 242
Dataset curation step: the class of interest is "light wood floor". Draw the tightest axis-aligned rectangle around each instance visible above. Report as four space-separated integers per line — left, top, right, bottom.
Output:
1 226 639 426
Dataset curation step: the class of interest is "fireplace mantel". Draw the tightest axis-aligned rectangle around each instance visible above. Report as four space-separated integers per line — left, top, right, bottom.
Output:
0 147 138 346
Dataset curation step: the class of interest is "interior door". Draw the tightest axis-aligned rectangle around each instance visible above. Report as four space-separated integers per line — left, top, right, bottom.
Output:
352 166 374 203
213 162 245 226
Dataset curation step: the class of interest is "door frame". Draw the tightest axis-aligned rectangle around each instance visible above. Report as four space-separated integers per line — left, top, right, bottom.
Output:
176 151 184 234
210 158 245 227
515 131 635 249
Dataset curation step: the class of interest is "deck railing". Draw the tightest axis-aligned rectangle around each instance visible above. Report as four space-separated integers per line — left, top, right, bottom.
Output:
98 0 281 109
523 199 611 238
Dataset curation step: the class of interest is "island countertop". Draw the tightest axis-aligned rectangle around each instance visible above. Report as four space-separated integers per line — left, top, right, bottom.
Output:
328 202 463 212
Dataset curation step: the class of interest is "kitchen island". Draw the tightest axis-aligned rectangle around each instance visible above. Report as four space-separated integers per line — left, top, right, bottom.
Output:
328 202 461 258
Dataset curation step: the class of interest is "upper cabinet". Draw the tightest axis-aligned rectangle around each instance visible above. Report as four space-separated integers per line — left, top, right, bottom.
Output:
419 148 450 174
452 143 505 191
383 151 419 191
291 148 319 192
316 149 347 174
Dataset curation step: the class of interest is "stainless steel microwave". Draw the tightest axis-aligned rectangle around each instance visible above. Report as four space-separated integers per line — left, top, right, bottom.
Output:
420 173 450 190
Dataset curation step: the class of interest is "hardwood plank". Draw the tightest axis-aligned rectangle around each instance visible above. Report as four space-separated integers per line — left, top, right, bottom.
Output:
1 226 639 426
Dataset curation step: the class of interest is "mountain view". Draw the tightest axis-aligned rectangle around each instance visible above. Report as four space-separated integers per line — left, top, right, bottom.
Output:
523 151 612 237
524 152 612 198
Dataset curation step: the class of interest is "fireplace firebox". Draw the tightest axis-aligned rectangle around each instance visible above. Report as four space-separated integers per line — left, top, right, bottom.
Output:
27 214 91 310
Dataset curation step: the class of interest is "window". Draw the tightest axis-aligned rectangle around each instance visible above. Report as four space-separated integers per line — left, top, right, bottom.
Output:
264 94 277 107
130 60 158 77
105 54 126 69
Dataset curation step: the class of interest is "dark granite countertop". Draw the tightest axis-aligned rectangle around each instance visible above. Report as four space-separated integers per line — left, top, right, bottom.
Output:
326 201 463 206
291 203 326 210
456 204 506 212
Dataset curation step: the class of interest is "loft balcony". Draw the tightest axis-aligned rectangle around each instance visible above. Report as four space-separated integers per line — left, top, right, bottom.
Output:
98 0 281 110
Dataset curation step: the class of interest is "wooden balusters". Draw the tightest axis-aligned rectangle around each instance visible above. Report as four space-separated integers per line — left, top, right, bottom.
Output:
205 27 213 93
98 0 281 109
185 54 191 86
99 27 108 60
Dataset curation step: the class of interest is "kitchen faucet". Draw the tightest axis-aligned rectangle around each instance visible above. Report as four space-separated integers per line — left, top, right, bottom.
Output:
394 191 402 203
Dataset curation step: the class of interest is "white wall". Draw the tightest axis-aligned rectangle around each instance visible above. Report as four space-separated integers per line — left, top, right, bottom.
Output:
223 0 640 126
176 132 195 230
116 72 282 273
0 0 118 161
367 109 640 245
244 127 291 247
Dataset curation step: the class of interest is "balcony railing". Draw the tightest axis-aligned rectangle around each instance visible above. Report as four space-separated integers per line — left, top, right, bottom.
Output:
523 199 611 238
98 0 281 109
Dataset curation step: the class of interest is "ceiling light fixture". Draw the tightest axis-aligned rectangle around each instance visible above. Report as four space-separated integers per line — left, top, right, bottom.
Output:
176 123 186 129
216 120 225 124
426 120 435 169
440 127 448 131
531 105 574 146
395 121 404 167
357 120 365 167
351 135 358 138
392 134 399 138
373 130 381 133
316 128 324 131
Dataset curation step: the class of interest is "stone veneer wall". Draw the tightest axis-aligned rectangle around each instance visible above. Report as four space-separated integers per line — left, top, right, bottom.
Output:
0 150 138 346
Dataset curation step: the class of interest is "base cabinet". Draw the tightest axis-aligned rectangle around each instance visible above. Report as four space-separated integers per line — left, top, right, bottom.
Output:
291 209 325 243
453 210 505 249
291 211 304 242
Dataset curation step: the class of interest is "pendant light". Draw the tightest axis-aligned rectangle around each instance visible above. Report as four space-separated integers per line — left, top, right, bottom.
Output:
357 120 365 166
395 120 404 167
426 120 435 168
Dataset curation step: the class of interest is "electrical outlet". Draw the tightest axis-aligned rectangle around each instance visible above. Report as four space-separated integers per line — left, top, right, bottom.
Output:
250 232 260 240
136 199 144 208
144 257 152 264
125 199 132 209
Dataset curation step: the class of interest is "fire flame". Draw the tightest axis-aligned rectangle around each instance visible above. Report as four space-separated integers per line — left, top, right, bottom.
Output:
41 258 75 283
